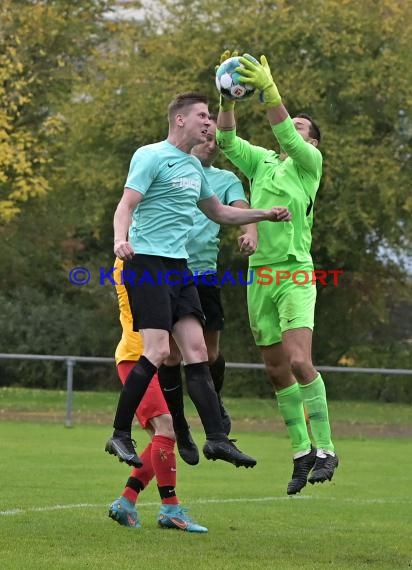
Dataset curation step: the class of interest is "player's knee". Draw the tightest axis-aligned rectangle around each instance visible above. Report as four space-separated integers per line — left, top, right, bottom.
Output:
265 362 288 383
290 357 313 380
146 345 170 366
163 353 182 367
207 349 219 365
187 341 208 363
153 414 175 439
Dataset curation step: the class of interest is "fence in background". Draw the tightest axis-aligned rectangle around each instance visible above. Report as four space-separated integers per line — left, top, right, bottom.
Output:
1 352 411 427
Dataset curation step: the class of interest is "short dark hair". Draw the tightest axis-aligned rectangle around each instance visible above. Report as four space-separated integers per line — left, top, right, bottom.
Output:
168 91 209 121
296 113 321 143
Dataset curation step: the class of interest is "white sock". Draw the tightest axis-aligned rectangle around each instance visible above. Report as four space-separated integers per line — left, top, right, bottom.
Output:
293 448 312 460
316 448 335 458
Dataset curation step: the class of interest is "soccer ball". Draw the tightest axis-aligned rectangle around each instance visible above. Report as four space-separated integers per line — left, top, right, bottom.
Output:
215 55 258 101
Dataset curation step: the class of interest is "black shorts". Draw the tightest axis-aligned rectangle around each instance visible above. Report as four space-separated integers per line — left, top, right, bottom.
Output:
196 273 225 331
123 254 205 331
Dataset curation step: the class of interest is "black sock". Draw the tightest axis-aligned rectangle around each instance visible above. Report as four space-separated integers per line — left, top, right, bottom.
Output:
209 352 226 394
113 356 157 432
126 476 145 493
184 362 225 439
157 485 176 500
157 363 188 432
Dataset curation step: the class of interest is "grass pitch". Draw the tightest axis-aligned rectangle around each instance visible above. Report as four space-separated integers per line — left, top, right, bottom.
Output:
0 390 411 569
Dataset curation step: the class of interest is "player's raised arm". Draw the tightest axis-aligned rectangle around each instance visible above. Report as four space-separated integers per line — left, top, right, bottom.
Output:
236 54 288 125
237 55 321 173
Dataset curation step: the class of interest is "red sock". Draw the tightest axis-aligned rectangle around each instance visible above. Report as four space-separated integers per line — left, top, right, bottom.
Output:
151 435 179 505
122 443 154 504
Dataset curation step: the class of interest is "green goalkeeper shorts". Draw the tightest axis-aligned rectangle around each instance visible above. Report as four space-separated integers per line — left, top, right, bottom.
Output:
247 257 317 346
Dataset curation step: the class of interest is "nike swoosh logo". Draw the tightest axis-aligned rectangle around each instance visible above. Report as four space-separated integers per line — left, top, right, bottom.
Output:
163 386 179 392
170 517 189 529
168 162 177 167
112 442 134 460
287 317 298 323
127 514 136 526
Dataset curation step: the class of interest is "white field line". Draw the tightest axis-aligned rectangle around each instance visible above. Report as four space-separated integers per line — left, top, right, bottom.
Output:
0 495 410 517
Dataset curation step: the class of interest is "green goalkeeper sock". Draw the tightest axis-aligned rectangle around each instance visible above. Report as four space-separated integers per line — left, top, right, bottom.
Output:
276 383 311 454
299 374 334 452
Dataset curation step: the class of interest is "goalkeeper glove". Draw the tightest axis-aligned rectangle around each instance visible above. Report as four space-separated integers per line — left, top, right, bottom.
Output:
237 54 281 107
216 49 238 111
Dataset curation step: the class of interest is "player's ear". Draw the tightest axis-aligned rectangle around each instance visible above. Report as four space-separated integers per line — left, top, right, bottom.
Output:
175 113 184 128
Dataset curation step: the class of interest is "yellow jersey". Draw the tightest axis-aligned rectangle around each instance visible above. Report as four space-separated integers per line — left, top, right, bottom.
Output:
113 257 144 364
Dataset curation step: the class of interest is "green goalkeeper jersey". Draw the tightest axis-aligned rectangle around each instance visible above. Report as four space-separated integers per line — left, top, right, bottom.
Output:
216 116 322 267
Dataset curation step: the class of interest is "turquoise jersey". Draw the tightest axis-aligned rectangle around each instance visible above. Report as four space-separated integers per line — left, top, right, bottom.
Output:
216 116 322 266
125 140 214 259
187 166 247 273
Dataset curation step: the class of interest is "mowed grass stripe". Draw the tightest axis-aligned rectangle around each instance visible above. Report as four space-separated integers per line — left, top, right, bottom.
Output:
2 493 412 517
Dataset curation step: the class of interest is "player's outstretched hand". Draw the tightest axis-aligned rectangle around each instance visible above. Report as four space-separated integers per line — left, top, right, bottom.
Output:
238 233 257 256
114 240 135 261
237 54 282 107
265 207 292 222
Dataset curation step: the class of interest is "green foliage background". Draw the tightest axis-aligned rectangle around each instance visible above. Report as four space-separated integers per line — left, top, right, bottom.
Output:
0 0 411 398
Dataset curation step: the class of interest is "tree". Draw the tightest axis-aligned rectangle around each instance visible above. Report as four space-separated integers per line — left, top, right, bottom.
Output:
0 0 126 222
0 39 51 221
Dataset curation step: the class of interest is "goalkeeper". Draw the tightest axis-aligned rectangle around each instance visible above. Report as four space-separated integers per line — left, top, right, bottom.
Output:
216 51 339 495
